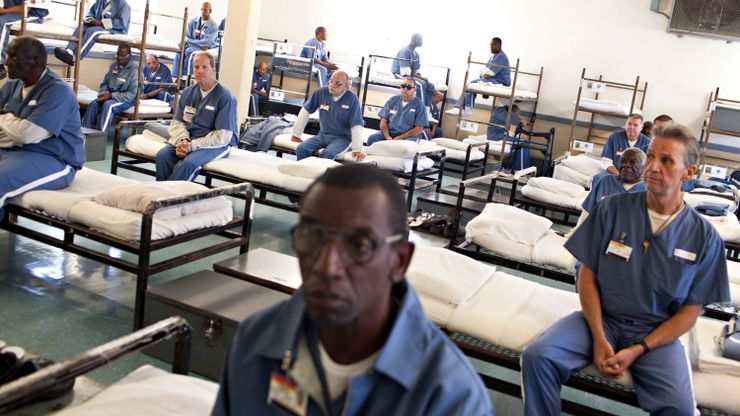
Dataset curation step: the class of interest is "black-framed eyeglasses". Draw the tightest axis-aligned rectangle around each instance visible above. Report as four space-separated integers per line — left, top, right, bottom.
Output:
400 84 415 90
291 222 404 265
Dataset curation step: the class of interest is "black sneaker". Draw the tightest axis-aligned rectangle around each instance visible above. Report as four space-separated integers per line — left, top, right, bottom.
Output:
0 66 6 80
53 47 75 66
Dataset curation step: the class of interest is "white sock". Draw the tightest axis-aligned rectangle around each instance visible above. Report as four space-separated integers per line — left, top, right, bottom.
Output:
66 48 73 55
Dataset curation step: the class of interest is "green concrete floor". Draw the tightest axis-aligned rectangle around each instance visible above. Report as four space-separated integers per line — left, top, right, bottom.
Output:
0 135 645 415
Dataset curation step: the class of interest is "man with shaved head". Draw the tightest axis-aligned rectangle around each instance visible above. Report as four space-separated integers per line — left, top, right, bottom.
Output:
174 1 219 78
391 33 436 109
0 36 84 220
141 54 174 103
291 70 364 161
250 62 271 116
82 44 138 132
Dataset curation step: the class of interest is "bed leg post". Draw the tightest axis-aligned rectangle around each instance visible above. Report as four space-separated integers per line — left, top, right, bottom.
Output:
111 126 121 175
134 215 154 331
172 325 192 375
240 187 254 255
436 156 445 193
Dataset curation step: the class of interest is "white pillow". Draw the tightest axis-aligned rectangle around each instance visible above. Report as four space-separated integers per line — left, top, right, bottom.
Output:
727 260 740 286
407 245 495 306
432 138 470 152
277 157 340 179
55 365 218 416
465 203 553 246
525 177 588 199
142 129 168 143
366 140 421 158
95 181 231 220
560 154 611 177
531 231 577 272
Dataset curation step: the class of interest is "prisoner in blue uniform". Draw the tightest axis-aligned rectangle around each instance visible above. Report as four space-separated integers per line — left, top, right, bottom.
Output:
0 37 85 219
292 72 363 161
391 34 435 108
367 81 428 146
486 105 522 141
82 45 137 132
521 126 730 416
455 37 511 112
602 114 650 172
581 148 647 215
212 164 494 416
141 54 173 103
300 27 336 88
0 0 48 78
155 52 236 182
174 2 219 77
54 0 131 65
249 63 271 116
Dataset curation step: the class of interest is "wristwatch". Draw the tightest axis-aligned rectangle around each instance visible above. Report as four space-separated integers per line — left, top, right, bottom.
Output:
634 339 650 354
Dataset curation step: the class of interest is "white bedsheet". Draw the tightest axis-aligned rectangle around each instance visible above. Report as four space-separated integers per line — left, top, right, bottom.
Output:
10 18 76 36
335 153 435 173
55 365 217 416
431 138 485 161
699 213 740 243
11 168 233 241
694 318 740 377
467 82 538 101
553 164 594 189
466 203 552 246
521 177 588 211
531 231 577 273
273 132 316 151
204 149 313 193
98 33 180 51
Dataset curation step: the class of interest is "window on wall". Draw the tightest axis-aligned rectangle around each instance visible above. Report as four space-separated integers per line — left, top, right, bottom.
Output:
663 0 740 42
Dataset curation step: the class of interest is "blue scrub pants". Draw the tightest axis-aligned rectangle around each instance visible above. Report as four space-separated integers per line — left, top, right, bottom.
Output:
365 132 424 146
0 149 77 218
520 311 695 416
148 91 173 103
174 46 201 77
249 93 267 116
67 25 109 61
296 133 349 161
314 65 331 87
0 14 41 63
82 99 132 132
155 144 230 181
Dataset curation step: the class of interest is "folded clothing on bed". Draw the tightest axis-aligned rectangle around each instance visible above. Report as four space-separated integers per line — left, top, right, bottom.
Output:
521 177 588 211
684 189 738 214
95 181 231 220
695 202 730 217
55 365 218 416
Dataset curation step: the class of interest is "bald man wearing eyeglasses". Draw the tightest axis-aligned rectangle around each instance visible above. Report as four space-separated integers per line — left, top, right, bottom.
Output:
213 164 494 416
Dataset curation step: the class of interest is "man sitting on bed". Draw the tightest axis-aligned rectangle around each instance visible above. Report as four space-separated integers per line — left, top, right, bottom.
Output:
212 164 494 416
173 2 219 79
603 113 650 175
0 36 85 219
366 77 428 146
522 123 729 415
155 52 236 182
54 0 131 66
141 54 174 103
0 0 49 80
300 26 338 88
291 71 364 161
81 44 137 133
447 37 511 117
391 33 435 109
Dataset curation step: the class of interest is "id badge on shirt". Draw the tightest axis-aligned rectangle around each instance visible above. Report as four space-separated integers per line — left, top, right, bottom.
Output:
319 103 330 111
267 371 307 416
194 29 202 39
606 240 632 261
389 109 397 116
183 106 197 123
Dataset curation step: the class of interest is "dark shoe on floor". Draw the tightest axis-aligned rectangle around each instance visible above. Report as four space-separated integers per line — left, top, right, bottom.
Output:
0 66 6 81
54 47 75 66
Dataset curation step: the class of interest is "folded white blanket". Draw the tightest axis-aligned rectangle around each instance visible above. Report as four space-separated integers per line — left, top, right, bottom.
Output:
95 182 231 220
553 164 594 189
432 138 485 161
335 152 435 173
531 231 577 273
560 154 612 177
138 99 170 108
277 156 340 179
695 318 740 377
525 177 588 199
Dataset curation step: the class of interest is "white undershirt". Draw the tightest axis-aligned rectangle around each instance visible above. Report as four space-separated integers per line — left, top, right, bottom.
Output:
623 182 638 191
647 206 683 234
319 341 378 401
627 139 637 148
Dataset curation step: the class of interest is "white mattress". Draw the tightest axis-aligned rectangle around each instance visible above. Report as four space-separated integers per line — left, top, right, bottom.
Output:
55 365 218 416
124 102 172 115
464 135 512 156
369 73 447 92
204 148 314 193
10 18 76 36
684 189 738 214
11 168 233 241
98 33 180 51
578 98 641 117
430 138 485 162
272 132 316 151
521 177 588 211
125 133 167 157
700 212 740 243
467 82 538 101
553 164 594 189
334 152 434 173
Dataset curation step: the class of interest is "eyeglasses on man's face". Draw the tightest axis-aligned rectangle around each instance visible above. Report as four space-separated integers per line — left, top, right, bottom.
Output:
291 222 404 265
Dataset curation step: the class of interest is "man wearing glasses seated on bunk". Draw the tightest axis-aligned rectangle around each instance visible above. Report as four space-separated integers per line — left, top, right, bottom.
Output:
301 26 338 88
447 37 511 117
291 71 364 162
602 113 650 175
0 0 49 80
81 45 137 133
54 0 131 66
366 78 428 146
391 33 435 109
521 123 730 416
141 54 174 103
155 52 236 182
212 163 494 416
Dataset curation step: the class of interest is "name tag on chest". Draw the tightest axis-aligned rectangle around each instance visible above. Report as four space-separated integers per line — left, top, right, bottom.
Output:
341 104 350 109
606 240 632 261
267 372 307 416
674 248 697 262
204 105 215 111
117 78 126 83
319 103 330 111
183 106 197 123
389 109 397 116
28 100 37 106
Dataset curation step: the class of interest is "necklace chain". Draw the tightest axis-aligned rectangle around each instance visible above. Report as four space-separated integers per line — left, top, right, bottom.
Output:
643 200 684 253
